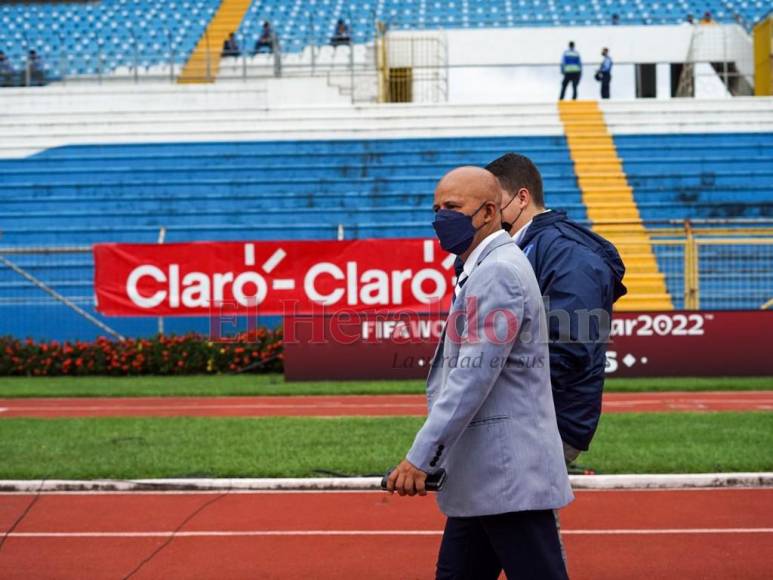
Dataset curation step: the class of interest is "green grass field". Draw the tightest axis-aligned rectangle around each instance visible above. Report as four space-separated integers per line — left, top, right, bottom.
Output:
0 375 770 398
0 412 770 479
1 375 770 480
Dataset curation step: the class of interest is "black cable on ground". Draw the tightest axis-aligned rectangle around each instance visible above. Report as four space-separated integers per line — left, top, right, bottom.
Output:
122 485 232 580
567 463 597 476
233 352 282 374
0 476 47 555
313 469 385 478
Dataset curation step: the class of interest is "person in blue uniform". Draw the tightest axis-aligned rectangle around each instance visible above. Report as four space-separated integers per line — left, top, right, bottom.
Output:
559 41 582 100
597 47 613 99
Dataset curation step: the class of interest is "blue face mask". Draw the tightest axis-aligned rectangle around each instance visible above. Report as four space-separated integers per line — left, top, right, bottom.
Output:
432 203 486 255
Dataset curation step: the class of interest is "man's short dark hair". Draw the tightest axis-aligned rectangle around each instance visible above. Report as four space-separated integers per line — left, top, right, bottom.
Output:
485 153 545 208
569 41 575 49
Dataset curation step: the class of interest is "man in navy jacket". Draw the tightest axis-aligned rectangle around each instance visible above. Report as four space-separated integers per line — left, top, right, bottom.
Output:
486 153 627 461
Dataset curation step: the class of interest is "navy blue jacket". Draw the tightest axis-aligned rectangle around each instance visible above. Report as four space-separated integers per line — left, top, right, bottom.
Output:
517 211 627 450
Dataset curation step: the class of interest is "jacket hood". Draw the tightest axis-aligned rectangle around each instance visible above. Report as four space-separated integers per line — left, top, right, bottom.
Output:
521 210 628 301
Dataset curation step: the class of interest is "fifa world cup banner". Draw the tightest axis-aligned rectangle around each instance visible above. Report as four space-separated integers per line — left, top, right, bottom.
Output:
93 239 455 316
282 310 773 380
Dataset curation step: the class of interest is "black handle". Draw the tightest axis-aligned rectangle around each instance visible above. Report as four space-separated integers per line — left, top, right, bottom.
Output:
380 467 447 492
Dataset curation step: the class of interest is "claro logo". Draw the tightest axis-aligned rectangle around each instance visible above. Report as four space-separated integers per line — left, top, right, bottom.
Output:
124 242 456 310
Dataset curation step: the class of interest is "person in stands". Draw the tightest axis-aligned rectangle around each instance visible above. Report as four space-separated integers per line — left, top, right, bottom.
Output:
330 18 351 47
27 49 45 86
222 32 240 58
255 21 274 54
0 50 15 87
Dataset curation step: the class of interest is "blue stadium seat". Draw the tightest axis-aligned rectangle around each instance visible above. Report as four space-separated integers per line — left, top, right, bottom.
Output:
0 0 220 76
616 132 773 309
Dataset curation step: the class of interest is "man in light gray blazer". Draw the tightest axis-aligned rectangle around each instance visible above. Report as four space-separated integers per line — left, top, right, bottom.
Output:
387 167 573 579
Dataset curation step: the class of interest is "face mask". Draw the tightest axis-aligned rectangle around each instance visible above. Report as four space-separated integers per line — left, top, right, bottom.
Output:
432 203 486 255
500 193 525 233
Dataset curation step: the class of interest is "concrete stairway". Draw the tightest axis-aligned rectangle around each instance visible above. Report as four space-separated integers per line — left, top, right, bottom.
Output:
179 0 253 83
558 100 673 311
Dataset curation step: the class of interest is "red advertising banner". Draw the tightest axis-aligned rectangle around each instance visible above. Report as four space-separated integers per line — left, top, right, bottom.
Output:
283 311 773 380
93 239 455 316
92 240 773 380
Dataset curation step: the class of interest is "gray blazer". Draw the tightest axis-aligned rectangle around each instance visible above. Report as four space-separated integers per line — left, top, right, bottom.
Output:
406 231 573 517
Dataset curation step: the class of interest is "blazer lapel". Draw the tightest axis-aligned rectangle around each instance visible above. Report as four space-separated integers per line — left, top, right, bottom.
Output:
429 232 512 370
472 231 513 271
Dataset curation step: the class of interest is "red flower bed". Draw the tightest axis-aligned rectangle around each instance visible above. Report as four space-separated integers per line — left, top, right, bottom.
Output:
0 330 283 376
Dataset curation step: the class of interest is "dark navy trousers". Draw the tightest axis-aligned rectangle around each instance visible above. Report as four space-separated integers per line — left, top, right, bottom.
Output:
435 509 569 580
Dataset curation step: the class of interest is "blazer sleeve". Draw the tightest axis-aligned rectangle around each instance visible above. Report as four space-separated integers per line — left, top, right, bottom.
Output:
406 260 525 473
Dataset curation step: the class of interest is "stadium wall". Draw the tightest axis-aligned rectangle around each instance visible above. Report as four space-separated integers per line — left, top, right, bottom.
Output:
444 24 752 101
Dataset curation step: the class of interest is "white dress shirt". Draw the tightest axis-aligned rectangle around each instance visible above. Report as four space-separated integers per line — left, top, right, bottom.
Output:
512 209 551 245
456 229 503 289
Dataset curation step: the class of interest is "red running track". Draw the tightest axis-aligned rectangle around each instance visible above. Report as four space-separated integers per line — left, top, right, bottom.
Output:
0 488 771 579
0 391 772 418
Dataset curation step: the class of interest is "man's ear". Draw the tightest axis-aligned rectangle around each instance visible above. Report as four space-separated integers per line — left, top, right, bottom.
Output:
485 200 499 223
517 188 531 208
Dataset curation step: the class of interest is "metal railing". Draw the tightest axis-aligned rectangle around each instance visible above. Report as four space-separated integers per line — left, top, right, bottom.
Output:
0 47 757 102
616 219 773 310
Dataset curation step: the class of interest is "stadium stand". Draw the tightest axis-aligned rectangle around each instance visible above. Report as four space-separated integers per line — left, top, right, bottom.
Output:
0 94 585 246
234 0 772 51
616 132 773 221
1 81 772 338
0 134 585 244
1 0 771 81
603 99 773 310
0 0 220 77
615 130 773 310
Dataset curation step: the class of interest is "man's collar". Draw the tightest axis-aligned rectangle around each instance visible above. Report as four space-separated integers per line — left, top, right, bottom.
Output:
512 219 533 246
460 229 506 279
512 208 551 244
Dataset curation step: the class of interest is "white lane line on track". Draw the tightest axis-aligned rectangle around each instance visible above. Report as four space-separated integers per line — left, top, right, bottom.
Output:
564 528 773 535
605 391 773 398
5 398 770 413
603 398 773 407
5 528 773 539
